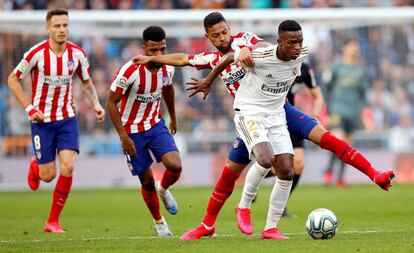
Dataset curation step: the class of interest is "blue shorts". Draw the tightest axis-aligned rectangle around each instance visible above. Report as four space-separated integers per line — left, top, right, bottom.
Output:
228 103 318 164
31 117 80 164
126 119 179 176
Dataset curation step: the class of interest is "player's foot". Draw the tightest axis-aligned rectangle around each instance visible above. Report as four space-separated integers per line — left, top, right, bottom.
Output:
281 209 297 218
43 221 65 233
373 169 395 191
335 179 347 188
28 156 40 191
180 223 215 240
156 181 178 215
235 204 253 235
323 170 333 186
154 217 173 237
261 228 289 240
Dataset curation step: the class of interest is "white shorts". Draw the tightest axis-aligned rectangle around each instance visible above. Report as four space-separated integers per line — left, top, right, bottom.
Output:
234 113 293 160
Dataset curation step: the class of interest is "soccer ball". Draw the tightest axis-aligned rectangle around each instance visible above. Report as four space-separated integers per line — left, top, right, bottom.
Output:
305 208 339 239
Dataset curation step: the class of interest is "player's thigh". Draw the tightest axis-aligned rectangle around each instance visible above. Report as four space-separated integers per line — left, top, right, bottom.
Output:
284 103 318 140
55 117 80 155
58 149 78 177
227 137 251 174
160 151 182 172
30 122 57 164
293 147 305 175
307 124 327 145
273 153 294 180
148 127 180 170
126 133 154 176
234 114 271 165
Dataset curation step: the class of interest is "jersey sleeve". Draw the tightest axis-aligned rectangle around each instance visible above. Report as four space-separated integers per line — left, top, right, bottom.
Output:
76 51 91 81
110 61 138 95
13 47 39 80
165 65 175 86
187 51 215 70
236 31 263 47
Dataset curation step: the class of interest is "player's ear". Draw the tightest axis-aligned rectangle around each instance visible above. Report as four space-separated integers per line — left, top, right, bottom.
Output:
204 33 208 39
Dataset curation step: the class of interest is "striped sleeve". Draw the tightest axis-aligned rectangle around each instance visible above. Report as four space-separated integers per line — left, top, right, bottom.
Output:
188 51 215 70
75 48 91 81
236 32 263 47
110 61 138 94
13 41 45 80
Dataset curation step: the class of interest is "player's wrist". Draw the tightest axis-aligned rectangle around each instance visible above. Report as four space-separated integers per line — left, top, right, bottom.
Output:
25 104 37 117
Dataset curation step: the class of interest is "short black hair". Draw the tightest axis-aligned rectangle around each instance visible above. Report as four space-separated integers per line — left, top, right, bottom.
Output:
203 12 226 31
278 20 302 35
46 9 68 22
143 26 166 43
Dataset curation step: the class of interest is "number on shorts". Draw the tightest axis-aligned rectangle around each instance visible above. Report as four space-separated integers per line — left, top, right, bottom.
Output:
246 119 258 132
33 135 41 150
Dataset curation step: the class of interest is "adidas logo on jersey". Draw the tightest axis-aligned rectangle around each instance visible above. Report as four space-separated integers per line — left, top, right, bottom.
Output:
265 73 273 78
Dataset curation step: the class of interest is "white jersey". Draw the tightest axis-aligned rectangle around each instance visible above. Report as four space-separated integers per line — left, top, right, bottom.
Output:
234 44 308 122
110 61 174 134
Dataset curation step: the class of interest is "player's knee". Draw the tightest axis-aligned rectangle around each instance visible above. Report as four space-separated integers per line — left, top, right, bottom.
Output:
60 161 74 177
141 180 156 192
256 155 273 169
279 168 294 181
40 169 56 182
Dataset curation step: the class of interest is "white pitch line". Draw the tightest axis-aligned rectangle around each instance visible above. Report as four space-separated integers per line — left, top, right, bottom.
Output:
0 230 410 244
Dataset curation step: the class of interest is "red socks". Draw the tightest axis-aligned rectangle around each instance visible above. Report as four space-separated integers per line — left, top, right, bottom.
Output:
141 188 162 221
320 132 377 180
202 166 240 227
47 175 72 223
160 168 182 190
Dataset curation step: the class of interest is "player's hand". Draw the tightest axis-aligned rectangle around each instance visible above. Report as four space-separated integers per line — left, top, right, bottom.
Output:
169 118 177 135
132 55 152 66
120 135 136 156
30 110 44 121
185 77 211 100
94 104 105 123
25 105 44 121
236 47 254 68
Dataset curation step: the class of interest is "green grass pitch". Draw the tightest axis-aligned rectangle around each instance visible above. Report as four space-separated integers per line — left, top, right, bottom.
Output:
1 184 413 253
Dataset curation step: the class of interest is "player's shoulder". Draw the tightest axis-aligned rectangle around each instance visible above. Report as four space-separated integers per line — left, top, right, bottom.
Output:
67 41 87 57
24 40 48 58
165 64 174 73
251 45 276 58
118 60 139 75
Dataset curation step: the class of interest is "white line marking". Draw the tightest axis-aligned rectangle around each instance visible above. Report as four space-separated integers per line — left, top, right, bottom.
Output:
0 230 410 244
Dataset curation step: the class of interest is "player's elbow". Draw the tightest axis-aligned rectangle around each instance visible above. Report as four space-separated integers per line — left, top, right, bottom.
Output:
7 73 18 88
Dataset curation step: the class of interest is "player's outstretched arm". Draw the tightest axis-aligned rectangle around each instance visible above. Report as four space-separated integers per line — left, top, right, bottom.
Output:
106 91 136 156
162 85 177 135
81 79 105 123
186 52 235 100
7 72 44 121
132 53 191 67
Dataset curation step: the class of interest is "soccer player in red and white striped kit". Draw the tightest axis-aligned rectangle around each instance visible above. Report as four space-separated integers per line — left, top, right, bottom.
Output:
106 26 182 236
7 9 105 233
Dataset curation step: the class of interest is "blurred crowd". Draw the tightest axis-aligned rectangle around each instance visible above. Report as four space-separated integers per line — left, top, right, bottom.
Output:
0 0 413 10
0 6 414 156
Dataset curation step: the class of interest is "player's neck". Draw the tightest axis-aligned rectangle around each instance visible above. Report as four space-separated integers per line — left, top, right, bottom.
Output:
48 39 67 57
276 47 290 62
145 63 161 72
344 56 357 65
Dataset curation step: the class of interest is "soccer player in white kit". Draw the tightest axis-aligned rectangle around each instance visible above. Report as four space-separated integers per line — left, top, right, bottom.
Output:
232 20 307 239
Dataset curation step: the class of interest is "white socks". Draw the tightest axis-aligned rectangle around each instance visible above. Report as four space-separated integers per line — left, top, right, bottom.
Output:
238 163 271 209
264 177 292 230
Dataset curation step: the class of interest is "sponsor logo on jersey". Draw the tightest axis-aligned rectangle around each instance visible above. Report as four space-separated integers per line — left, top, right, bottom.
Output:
136 90 162 103
18 60 29 73
44 75 71 86
67 60 75 72
261 82 291 94
222 68 245 86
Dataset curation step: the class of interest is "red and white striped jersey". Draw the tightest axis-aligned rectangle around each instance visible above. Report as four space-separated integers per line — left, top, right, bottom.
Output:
188 31 262 97
13 40 90 123
110 61 174 134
